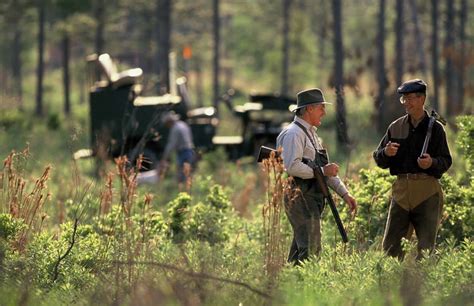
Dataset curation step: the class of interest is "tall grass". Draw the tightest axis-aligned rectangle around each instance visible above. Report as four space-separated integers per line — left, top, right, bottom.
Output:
1 147 50 252
260 149 295 282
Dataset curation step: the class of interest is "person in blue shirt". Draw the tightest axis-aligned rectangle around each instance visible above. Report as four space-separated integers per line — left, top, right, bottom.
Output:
160 111 196 190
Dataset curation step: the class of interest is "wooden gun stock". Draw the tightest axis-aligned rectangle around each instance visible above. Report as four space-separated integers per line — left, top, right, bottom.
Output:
257 146 280 162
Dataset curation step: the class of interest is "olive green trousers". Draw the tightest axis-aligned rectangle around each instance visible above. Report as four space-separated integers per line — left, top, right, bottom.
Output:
285 179 324 264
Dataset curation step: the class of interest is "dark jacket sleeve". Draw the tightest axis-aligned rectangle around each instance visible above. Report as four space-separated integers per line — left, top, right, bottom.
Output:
373 129 392 169
426 122 452 177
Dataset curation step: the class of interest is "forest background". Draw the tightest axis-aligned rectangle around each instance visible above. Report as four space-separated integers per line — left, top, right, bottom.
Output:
0 0 473 305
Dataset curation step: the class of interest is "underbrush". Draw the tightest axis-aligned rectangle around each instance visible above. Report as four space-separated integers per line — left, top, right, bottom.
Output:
0 115 472 305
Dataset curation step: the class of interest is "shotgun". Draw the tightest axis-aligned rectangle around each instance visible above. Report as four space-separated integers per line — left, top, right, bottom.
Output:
420 110 446 157
257 146 348 243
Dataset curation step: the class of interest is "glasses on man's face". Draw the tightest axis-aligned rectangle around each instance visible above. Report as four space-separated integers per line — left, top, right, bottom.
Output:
399 95 419 104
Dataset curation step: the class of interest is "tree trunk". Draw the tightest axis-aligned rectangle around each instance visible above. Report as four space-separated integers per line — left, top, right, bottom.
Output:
380 0 406 128
12 26 23 110
35 1 45 117
62 34 71 115
395 0 404 86
213 0 220 115
456 0 467 114
95 0 105 54
281 0 291 96
156 0 171 94
316 0 328 84
94 0 105 82
375 0 388 133
408 0 426 75
195 55 204 107
332 0 349 151
142 11 154 75
444 0 455 116
76 44 86 105
430 0 439 111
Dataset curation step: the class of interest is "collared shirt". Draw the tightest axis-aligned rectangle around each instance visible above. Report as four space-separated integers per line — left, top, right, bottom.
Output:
276 116 349 198
163 120 194 160
373 111 452 178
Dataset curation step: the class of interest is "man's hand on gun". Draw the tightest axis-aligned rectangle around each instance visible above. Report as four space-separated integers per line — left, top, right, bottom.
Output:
417 153 433 169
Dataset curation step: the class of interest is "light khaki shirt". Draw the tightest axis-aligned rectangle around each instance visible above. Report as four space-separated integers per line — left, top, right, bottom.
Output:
276 116 349 198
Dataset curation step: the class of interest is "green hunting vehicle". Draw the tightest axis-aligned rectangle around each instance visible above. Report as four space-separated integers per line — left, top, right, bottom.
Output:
82 53 216 170
78 53 295 171
216 92 295 159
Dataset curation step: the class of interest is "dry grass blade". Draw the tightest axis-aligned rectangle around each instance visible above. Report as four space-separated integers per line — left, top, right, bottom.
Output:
115 155 142 216
1 148 51 252
113 155 146 285
260 149 297 280
100 171 114 216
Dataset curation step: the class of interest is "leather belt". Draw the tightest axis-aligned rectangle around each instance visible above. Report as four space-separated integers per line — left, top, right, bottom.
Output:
397 173 431 180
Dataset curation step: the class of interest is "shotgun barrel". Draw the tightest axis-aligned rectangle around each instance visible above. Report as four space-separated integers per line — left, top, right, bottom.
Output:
420 110 437 157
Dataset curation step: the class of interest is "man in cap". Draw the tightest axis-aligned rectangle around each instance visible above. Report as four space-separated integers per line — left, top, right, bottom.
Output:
160 111 196 189
276 88 357 264
373 79 452 259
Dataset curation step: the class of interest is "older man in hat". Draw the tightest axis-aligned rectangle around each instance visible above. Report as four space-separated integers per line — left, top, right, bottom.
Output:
160 111 196 189
276 88 357 264
373 79 452 259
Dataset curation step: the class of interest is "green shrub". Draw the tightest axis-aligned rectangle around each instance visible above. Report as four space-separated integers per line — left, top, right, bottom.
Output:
56 222 104 287
0 213 25 240
439 175 474 242
347 168 394 246
0 110 32 131
166 192 192 243
0 214 26 273
165 185 232 245
185 202 229 244
456 115 474 175
94 205 124 236
3 221 105 290
132 210 168 240
206 184 231 211
344 163 472 246
46 113 61 131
